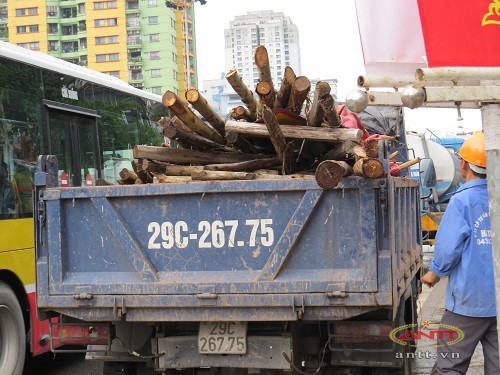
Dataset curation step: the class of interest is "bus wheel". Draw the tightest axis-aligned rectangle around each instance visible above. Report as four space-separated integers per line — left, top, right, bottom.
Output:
0 282 26 375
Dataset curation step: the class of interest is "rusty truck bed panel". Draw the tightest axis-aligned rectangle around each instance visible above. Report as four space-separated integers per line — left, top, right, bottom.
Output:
35 158 421 322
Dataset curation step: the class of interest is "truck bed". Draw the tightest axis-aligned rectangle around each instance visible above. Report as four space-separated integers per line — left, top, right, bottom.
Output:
35 161 421 323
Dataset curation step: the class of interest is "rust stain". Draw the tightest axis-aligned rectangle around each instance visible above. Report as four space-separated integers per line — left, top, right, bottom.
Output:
252 247 261 258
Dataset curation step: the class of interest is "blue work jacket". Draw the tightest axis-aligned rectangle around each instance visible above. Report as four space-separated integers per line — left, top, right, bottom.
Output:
430 179 496 317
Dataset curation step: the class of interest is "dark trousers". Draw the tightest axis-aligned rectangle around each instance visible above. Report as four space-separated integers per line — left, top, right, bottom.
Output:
436 310 500 374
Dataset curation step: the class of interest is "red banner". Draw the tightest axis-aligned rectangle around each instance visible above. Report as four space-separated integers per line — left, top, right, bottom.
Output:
417 0 500 67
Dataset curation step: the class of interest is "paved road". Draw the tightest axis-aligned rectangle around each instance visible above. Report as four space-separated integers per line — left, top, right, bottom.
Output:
23 352 102 375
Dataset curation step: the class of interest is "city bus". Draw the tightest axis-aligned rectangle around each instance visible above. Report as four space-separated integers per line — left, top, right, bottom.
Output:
0 41 166 374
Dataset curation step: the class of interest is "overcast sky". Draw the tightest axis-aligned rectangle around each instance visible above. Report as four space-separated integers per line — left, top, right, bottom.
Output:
193 0 482 135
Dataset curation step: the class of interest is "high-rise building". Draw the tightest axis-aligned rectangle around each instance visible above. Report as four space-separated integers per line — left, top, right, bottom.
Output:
224 10 301 90
0 0 197 95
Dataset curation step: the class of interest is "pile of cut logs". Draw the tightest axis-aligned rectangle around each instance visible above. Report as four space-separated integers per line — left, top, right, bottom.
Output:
107 45 419 189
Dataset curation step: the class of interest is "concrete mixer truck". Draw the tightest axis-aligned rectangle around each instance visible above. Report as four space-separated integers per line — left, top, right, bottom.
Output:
406 131 466 244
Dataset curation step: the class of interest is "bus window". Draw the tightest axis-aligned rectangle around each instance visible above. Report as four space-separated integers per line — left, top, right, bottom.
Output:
0 121 39 219
75 115 99 186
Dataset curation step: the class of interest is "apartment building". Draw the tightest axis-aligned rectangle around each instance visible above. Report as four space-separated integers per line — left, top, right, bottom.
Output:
1 0 198 95
224 10 301 90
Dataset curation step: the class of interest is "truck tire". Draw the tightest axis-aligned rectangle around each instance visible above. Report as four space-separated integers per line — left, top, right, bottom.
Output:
0 282 26 375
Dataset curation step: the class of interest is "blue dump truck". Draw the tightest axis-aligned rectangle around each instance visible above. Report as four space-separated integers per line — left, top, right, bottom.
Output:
34 119 421 374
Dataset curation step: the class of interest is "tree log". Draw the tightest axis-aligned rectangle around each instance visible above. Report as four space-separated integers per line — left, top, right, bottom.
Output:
286 76 311 115
254 46 275 90
307 82 331 127
225 121 363 143
255 174 314 180
315 160 352 189
262 105 287 161
364 140 379 158
162 91 224 144
186 89 225 136
276 66 297 109
256 81 276 109
163 124 235 152
132 160 152 183
319 94 341 127
225 131 262 154
119 168 139 184
153 174 192 183
353 158 385 179
321 141 358 161
143 163 203 176
134 145 270 165
192 170 256 181
95 178 115 186
141 159 167 174
226 70 258 119
203 157 281 172
230 106 255 122
389 150 400 159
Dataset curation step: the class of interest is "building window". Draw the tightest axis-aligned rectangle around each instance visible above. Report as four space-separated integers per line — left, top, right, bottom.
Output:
17 43 27 48
95 18 117 27
108 35 118 43
15 8 38 16
148 0 157 6
151 86 162 94
47 5 58 16
107 1 117 8
16 26 27 34
109 53 119 61
48 23 58 34
109 71 120 77
49 41 59 51
78 3 86 14
29 25 39 33
150 51 160 59
149 33 159 42
95 37 106 45
30 42 39 50
94 2 105 9
127 16 140 27
151 69 161 77
149 16 158 24
171 18 175 28
96 54 107 62
173 70 178 80
171 35 176 45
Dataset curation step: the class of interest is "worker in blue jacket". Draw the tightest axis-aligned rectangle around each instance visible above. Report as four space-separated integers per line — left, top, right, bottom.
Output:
422 131 499 374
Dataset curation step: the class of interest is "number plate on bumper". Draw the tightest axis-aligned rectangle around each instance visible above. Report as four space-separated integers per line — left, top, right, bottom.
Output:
198 322 247 354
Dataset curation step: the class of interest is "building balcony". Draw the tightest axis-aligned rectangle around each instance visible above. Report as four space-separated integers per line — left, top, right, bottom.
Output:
188 51 194 58
127 38 141 45
130 82 144 89
129 73 143 81
128 56 142 63
125 8 140 15
126 23 141 30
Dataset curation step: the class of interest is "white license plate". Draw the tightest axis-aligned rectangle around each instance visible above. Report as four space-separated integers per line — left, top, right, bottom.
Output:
198 322 247 354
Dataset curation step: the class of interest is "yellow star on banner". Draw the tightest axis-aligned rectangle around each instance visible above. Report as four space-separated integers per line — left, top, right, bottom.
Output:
422 320 432 328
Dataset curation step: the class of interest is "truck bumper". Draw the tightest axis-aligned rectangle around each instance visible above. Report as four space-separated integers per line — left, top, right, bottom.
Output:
156 335 292 370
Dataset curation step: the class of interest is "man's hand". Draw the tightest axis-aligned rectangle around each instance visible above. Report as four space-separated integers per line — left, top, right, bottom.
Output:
421 271 441 287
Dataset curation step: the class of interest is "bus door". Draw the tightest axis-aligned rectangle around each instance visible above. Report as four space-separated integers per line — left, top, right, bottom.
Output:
43 100 102 187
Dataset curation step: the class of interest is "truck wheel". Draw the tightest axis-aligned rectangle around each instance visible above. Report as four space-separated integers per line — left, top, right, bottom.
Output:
0 282 26 375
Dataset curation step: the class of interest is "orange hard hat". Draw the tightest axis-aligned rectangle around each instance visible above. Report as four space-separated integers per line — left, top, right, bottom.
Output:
457 131 486 173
